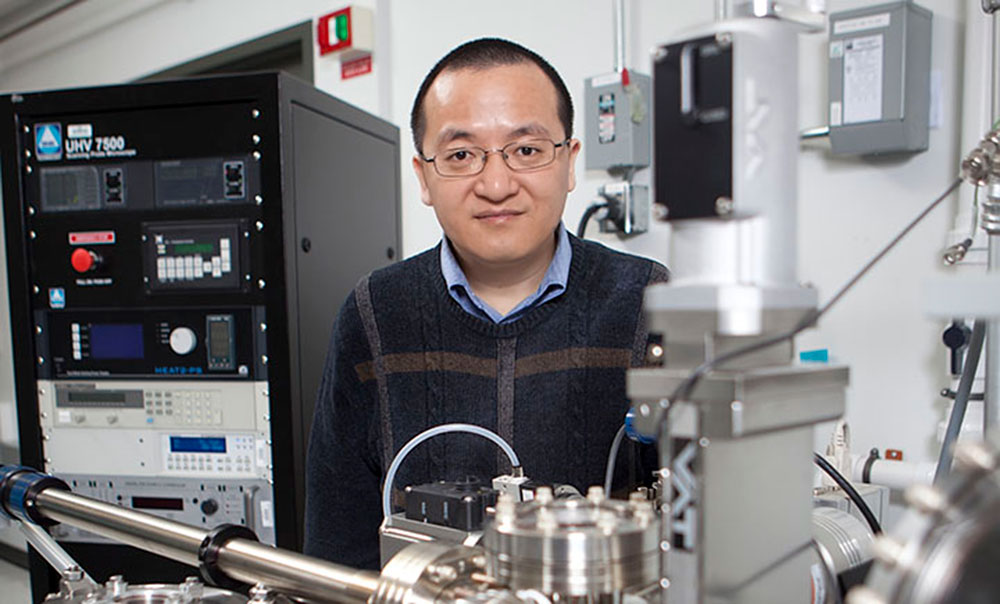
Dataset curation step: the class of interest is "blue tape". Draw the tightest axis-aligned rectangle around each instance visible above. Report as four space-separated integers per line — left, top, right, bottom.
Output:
799 349 829 363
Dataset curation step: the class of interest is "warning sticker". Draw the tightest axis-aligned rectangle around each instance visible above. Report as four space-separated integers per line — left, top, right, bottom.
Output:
843 34 883 124
35 123 62 161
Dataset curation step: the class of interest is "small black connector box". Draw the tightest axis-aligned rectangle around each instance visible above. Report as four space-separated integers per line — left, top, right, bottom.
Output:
403 477 497 531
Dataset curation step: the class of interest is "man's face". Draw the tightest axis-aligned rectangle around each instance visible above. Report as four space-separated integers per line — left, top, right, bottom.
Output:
413 63 580 268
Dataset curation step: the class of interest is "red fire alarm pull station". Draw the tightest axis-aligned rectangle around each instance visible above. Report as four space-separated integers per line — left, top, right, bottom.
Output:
317 6 374 57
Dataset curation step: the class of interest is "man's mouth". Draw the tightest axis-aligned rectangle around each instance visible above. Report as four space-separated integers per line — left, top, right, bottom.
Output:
475 209 524 221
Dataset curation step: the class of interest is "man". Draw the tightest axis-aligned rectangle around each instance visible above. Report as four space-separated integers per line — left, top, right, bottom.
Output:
304 38 667 570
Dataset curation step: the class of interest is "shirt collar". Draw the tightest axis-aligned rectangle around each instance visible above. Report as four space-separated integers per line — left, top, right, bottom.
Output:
440 224 572 323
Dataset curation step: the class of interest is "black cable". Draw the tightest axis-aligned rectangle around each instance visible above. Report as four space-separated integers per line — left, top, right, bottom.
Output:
577 202 609 238
813 452 882 535
667 177 963 405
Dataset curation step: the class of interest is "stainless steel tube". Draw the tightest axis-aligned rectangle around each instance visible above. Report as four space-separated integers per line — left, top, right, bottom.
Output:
993 11 1000 120
614 0 625 73
219 538 379 603
36 488 205 566
986 234 1000 430
34 488 380 603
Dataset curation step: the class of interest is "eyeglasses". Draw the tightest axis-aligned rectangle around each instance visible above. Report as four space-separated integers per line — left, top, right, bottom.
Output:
420 138 571 177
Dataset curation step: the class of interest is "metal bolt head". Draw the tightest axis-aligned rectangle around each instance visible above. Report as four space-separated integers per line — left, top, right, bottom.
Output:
427 564 458 584
904 483 948 515
587 485 605 504
63 566 83 581
715 196 734 216
535 485 554 504
871 535 905 567
251 108 261 119
652 204 669 221
953 440 997 473
845 585 888 604
715 32 732 47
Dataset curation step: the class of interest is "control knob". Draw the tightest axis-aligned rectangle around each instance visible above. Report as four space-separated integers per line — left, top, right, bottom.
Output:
200 499 219 516
169 327 198 355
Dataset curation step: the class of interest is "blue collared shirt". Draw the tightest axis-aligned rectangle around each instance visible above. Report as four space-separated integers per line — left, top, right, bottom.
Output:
440 225 572 324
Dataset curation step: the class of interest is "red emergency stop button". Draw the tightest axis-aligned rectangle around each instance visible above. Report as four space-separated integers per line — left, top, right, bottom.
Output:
71 248 97 273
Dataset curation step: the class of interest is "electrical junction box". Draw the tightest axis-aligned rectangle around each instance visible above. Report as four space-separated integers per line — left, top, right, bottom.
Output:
828 1 932 155
584 70 651 171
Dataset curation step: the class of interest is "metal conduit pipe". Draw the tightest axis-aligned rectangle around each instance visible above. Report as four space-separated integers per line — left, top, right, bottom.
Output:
32 488 380 603
987 9 1000 432
35 489 205 566
218 538 380 603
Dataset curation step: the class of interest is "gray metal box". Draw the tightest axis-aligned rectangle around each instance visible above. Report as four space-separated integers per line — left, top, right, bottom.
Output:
828 1 932 155
584 71 651 170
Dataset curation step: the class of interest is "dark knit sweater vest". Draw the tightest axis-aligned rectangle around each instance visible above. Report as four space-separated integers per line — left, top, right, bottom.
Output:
304 234 668 569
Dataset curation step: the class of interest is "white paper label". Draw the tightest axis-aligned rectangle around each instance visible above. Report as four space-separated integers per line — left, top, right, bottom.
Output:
830 101 843 127
929 70 943 128
833 12 890 35
843 35 883 124
260 500 274 528
67 124 92 139
590 72 621 87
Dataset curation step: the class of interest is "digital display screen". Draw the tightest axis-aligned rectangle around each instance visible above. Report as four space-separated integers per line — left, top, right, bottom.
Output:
40 166 100 212
155 160 219 205
67 391 127 404
209 320 231 358
173 242 214 254
89 324 144 360
132 496 183 511
170 436 226 453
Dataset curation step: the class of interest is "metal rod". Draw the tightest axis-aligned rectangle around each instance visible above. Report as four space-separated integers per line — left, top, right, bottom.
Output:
613 0 625 72
993 11 1000 121
33 488 380 602
986 235 1000 430
715 0 728 20
19 521 94 583
936 320 986 483
986 12 1000 431
219 538 379 604
36 488 205 566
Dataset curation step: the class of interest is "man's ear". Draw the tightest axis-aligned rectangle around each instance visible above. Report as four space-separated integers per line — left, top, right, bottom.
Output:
413 155 434 206
566 138 582 192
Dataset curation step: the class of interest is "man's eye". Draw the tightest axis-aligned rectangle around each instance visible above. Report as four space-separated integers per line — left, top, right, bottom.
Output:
443 149 474 163
513 145 542 157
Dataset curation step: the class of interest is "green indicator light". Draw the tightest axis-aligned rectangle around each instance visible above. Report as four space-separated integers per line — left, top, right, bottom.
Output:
336 14 349 41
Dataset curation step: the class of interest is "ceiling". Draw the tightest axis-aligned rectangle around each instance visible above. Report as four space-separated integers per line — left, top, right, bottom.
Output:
0 0 81 43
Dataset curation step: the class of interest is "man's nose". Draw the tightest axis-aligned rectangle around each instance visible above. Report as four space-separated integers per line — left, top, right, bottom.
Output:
473 152 519 202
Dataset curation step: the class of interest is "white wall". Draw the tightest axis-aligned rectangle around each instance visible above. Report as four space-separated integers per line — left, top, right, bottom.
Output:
0 0 979 489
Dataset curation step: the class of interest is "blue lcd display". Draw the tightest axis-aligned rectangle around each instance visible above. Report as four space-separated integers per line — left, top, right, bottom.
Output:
89 324 144 360
169 436 226 453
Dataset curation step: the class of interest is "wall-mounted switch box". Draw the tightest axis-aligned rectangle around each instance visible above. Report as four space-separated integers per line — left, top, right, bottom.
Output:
828 1 932 155
584 71 651 171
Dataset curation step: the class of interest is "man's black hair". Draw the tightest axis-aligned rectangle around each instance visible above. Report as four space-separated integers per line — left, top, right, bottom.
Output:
410 38 574 154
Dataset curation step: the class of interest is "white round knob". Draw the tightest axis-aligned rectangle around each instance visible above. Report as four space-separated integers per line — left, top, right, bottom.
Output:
169 327 198 355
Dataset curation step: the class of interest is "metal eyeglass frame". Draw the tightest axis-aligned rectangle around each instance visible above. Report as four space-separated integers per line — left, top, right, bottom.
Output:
420 138 572 177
